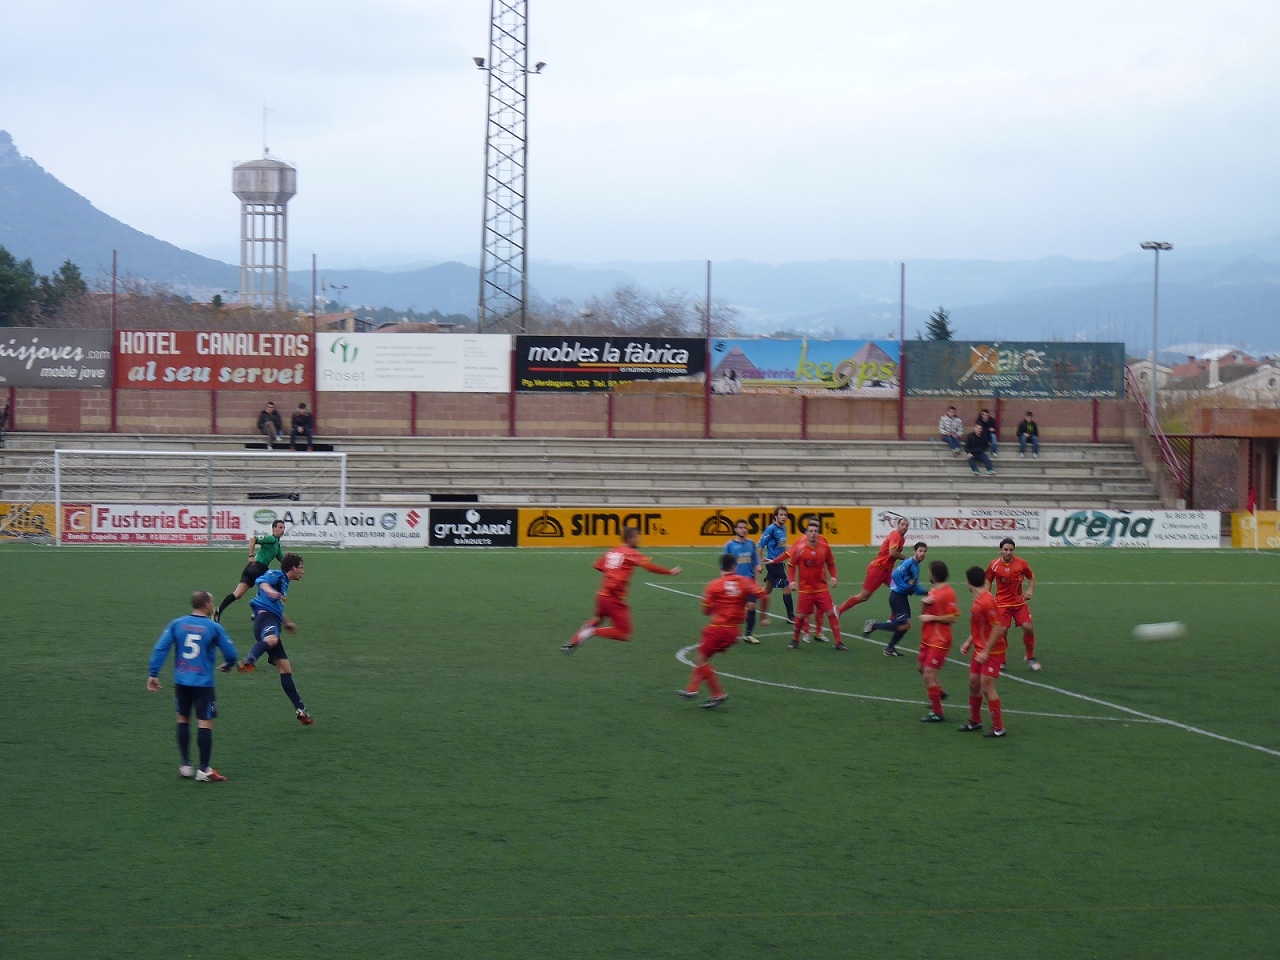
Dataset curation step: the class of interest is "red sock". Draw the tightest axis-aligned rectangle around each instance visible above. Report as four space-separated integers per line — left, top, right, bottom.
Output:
1023 631 1035 658
793 616 805 642
593 627 630 641
837 596 861 615
969 696 982 724
828 615 842 644
705 664 725 697
988 698 1003 731
685 666 703 694
928 685 943 714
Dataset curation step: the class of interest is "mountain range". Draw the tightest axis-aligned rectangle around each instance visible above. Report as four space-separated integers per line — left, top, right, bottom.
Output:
2 130 1277 355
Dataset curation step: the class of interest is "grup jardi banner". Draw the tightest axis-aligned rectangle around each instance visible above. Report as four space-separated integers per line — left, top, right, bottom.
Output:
316 332 510 392
870 506 1046 547
1043 509 1219 548
114 330 313 389
518 506 871 548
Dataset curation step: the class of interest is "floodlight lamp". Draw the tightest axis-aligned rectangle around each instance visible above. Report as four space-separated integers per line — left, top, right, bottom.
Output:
473 56 486 69
534 61 546 73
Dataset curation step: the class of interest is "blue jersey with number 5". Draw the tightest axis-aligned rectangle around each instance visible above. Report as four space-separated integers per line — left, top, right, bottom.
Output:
148 615 238 688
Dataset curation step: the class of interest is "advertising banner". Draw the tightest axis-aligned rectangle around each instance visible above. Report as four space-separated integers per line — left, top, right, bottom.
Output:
255 504 429 545
0 502 58 539
1230 510 1280 549
115 330 314 390
709 338 899 396
58 503 429 545
518 506 872 549
316 332 510 392
905 341 1125 398
0 328 112 388
429 507 519 547
514 336 706 390
1043 509 1219 548
870 506 1046 547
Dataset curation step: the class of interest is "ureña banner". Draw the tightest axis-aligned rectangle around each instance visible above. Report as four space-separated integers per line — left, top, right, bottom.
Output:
515 336 707 390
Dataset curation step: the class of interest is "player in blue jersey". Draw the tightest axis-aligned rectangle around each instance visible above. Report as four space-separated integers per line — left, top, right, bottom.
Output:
724 518 763 643
756 505 795 628
863 542 929 657
147 590 239 782
238 553 312 724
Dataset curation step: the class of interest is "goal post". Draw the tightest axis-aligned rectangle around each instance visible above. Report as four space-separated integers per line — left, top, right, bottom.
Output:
52 450 348 547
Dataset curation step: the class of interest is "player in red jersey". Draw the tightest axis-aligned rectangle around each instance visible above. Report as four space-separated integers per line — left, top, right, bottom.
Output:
785 517 843 651
985 537 1040 670
679 553 766 708
563 526 682 654
837 516 909 616
960 565 1008 738
917 560 959 723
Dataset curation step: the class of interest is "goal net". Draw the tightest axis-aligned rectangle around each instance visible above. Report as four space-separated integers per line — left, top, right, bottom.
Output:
52 449 348 547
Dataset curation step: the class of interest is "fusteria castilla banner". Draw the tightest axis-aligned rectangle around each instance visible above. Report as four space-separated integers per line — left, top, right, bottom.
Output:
114 330 314 390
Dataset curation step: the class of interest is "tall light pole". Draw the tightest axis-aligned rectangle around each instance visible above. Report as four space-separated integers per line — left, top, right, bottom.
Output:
1140 241 1172 418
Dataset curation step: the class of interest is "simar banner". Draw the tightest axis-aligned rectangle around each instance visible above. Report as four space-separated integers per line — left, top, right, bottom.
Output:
518 506 871 548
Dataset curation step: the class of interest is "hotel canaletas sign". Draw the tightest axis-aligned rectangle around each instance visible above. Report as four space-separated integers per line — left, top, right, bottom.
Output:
114 330 314 390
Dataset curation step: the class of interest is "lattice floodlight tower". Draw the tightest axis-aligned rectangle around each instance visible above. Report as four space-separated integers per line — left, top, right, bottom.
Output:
475 0 543 334
234 153 297 309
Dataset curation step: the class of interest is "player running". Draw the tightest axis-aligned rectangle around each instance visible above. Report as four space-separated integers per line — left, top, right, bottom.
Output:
564 526 682 653
960 565 1008 738
238 553 313 724
679 553 765 708
756 505 795 628
863 542 929 656
785 517 844 651
215 519 285 622
917 560 959 722
837 516 909 616
724 519 763 643
985 537 1040 670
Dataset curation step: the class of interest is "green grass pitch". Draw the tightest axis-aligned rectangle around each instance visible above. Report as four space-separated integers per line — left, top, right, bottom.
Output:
1 542 1278 959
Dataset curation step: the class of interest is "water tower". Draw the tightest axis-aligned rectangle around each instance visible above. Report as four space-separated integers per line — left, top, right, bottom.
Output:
233 153 297 308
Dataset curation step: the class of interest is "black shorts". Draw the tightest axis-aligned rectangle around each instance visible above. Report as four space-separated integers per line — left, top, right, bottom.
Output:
764 562 789 589
253 610 288 663
888 590 913 626
239 560 269 587
175 684 218 721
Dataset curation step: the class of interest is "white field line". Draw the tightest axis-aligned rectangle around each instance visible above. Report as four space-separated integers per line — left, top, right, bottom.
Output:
647 580 1280 758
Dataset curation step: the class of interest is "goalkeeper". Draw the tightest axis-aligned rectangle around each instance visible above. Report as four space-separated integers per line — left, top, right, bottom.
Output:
214 519 286 622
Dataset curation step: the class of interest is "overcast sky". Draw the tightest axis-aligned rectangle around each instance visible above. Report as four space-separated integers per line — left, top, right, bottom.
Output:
4 1 1279 269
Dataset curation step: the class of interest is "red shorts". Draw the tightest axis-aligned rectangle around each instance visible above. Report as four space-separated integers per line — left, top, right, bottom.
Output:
593 593 633 639
699 624 739 658
998 603 1032 629
918 644 950 670
796 590 835 618
969 653 1006 678
862 564 892 595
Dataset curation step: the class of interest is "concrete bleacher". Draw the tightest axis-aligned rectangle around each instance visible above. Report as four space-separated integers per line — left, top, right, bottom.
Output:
0 433 1166 509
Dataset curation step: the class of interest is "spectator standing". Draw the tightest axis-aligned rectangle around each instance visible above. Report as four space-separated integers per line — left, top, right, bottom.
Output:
1016 412 1040 458
976 408 999 457
256 401 282 444
964 422 995 475
938 406 964 453
290 403 314 451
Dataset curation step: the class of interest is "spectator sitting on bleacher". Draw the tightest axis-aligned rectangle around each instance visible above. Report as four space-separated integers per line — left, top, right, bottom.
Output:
1016 411 1040 458
257 401 282 444
976 407 999 457
290 403 314 452
938 405 964 453
964 422 995 475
